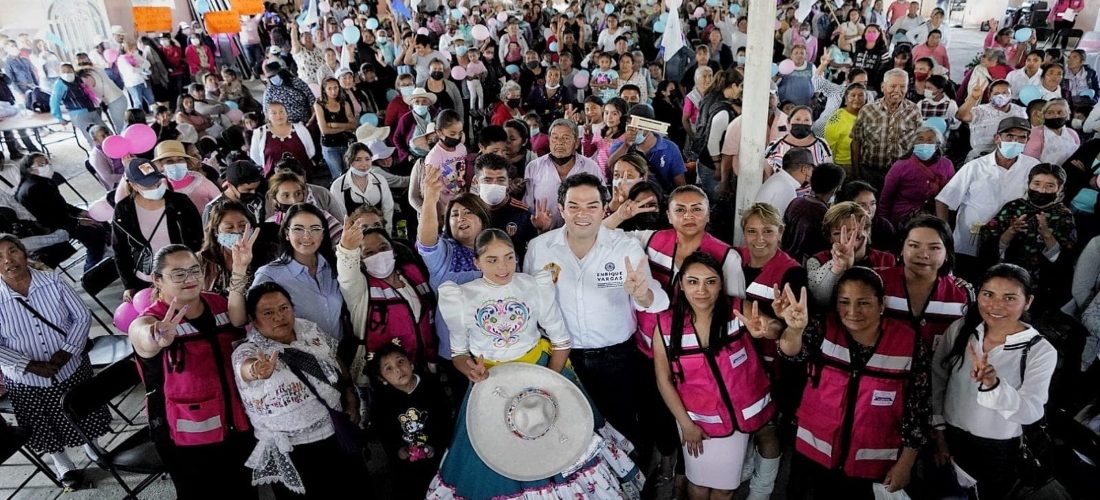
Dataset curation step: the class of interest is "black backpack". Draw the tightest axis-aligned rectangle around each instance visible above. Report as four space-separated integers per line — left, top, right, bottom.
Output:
24 87 50 113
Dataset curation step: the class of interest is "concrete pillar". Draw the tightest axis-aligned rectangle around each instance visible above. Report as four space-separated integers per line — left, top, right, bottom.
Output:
732 0 777 245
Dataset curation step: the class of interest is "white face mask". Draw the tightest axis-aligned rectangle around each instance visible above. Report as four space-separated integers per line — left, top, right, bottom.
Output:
60 73 76 83
35 165 53 178
138 184 167 201
478 182 508 205
1072 118 1084 129
362 250 396 278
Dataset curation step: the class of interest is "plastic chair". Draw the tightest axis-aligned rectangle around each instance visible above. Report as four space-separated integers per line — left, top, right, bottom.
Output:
61 357 165 500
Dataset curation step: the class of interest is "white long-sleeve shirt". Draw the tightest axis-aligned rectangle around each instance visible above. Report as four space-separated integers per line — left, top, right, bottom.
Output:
329 170 394 234
932 321 1056 440
523 225 670 349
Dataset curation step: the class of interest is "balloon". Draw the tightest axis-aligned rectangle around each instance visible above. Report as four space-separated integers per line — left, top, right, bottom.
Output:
87 197 113 222
924 117 948 138
573 72 589 88
604 4 615 14
451 9 463 20
659 13 668 22
654 20 666 33
1019 85 1042 105
343 25 361 44
343 19 354 27
226 109 244 124
366 18 380 30
102 135 131 159
693 7 704 18
225 100 239 110
113 302 139 332
1014 28 1033 43
132 287 154 313
497 12 508 22
385 89 399 102
359 113 379 126
730 4 742 15
359 4 369 12
778 59 796 75
451 66 467 80
506 64 520 75
45 32 65 49
332 33 346 46
706 0 719 6
121 124 156 154
319 0 331 13
1080 89 1097 99
104 49 119 64
308 83 321 98
472 24 491 41
771 63 780 77
698 18 708 28
549 42 559 52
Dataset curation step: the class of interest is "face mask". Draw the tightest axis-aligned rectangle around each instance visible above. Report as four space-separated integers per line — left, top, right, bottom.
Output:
5 48 19 57
1028 189 1058 207
455 46 468 56
410 145 429 157
529 126 542 135
217 232 242 248
1072 118 1084 129
549 153 574 166
999 141 1025 160
634 131 647 145
60 73 76 83
400 86 415 96
865 31 879 43
912 143 937 161
1044 117 1066 129
159 39 171 47
736 56 746 65
139 184 168 201
478 183 508 205
35 165 53 178
442 136 461 148
800 30 811 38
276 202 295 213
789 124 812 139
362 250 396 278
164 163 189 181
190 38 202 46
349 167 371 177
506 98 521 108
413 104 430 116
270 75 283 86
430 70 445 81
546 83 559 90
239 192 260 204
377 37 389 44
991 94 1011 108
526 61 539 70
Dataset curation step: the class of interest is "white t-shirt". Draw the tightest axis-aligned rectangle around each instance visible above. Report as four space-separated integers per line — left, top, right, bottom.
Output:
935 152 1038 256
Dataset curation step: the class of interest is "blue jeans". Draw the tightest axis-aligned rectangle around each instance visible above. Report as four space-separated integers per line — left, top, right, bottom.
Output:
126 83 155 112
243 44 265 78
321 145 347 179
695 163 719 202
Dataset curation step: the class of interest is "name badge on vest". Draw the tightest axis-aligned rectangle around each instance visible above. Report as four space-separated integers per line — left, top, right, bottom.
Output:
595 261 625 289
871 390 897 407
729 347 748 368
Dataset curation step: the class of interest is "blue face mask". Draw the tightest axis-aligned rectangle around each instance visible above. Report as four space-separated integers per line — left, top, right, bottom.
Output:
634 131 647 145
269 75 283 86
164 163 189 181
455 46 468 56
736 56 746 65
413 104 430 116
216 232 242 248
999 141 1025 160
410 145 429 157
400 86 415 96
912 143 937 161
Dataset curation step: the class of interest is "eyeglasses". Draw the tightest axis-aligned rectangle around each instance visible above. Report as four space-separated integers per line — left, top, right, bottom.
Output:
289 225 325 236
159 266 203 283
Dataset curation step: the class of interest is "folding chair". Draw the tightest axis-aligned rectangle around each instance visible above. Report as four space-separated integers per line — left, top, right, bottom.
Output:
79 257 138 425
80 256 120 333
0 398 64 493
61 357 165 500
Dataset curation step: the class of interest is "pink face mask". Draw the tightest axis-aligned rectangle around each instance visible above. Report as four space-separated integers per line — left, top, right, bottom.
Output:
865 31 880 43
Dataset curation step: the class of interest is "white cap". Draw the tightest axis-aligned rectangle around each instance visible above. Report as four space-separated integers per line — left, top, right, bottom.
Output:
111 25 125 34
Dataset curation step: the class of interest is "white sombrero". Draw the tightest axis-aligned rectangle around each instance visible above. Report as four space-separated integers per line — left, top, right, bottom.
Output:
466 363 593 481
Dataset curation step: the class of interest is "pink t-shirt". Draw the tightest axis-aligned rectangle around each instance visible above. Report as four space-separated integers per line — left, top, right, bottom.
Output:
425 142 470 208
135 205 170 282
170 173 222 212
465 61 487 78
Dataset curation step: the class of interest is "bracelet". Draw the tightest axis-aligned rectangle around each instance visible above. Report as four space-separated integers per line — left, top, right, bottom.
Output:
978 377 1000 392
248 359 259 380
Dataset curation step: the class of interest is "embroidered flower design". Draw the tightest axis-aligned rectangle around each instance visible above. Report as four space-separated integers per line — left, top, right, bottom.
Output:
474 297 530 348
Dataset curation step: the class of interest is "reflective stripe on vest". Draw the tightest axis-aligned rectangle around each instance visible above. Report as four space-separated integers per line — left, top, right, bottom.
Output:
884 296 967 317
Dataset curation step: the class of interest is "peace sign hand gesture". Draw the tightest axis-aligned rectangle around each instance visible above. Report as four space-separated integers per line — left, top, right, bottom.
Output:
151 298 190 348
230 225 260 273
623 256 652 304
250 350 279 380
530 200 554 232
776 284 809 332
968 343 998 388
733 300 773 339
830 219 862 274
614 194 658 221
340 215 366 251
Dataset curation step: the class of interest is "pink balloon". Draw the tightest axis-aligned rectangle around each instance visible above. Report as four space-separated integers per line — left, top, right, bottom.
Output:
226 108 245 124
113 302 139 333
121 123 156 154
778 59 796 75
471 24 491 41
87 197 114 222
308 83 321 98
573 73 589 88
132 287 154 313
101 135 131 159
693 7 704 18
343 19 355 27
451 66 467 80
104 48 119 64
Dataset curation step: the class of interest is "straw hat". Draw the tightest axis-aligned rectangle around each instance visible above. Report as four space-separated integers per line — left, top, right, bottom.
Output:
355 123 390 143
466 363 593 481
402 87 438 105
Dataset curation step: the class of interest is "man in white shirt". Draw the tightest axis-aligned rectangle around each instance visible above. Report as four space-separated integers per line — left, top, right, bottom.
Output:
597 14 625 53
524 172 669 447
935 117 1038 280
957 79 1027 162
756 148 815 216
1006 49 1044 99
888 2 925 37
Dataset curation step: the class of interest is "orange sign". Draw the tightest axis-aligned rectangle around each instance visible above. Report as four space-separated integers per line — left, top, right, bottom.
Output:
234 0 265 15
132 6 173 33
203 10 242 35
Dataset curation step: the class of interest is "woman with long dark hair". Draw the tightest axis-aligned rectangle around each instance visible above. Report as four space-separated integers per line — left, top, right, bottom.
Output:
314 77 357 179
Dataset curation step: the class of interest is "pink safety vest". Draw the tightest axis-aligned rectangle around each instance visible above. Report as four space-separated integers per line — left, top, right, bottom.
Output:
645 229 732 293
364 262 437 364
737 247 800 371
137 293 251 446
879 266 969 349
795 316 917 480
655 301 775 436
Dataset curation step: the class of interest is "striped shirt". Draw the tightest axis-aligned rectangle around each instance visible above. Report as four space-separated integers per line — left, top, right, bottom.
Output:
0 269 91 387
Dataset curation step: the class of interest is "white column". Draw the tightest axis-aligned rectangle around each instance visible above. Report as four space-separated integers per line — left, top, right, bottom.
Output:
732 0 778 245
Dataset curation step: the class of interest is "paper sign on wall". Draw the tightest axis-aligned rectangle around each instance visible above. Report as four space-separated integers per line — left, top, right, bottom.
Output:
204 11 242 35
234 0 266 15
133 6 173 32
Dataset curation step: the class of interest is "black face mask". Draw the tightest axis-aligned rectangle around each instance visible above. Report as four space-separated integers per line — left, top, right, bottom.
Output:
442 136 462 148
549 153 574 166
430 70 445 81
790 124 813 139
276 202 295 213
526 61 539 70
239 192 260 204
506 98 522 108
1028 189 1058 206
1044 117 1066 129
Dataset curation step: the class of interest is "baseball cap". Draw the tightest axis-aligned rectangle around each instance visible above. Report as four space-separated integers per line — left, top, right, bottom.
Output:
126 158 165 187
782 148 816 169
334 66 353 79
226 159 264 186
627 103 655 121
997 116 1031 134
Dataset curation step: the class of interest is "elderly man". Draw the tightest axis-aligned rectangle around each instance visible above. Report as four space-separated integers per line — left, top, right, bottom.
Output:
524 118 603 230
957 78 1027 162
850 68 923 189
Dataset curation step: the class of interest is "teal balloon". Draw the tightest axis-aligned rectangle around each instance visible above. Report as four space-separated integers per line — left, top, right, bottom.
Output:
342 25 361 44
706 0 719 6
366 18 380 30
654 20 666 33
1019 85 1042 105
45 33 65 48
604 3 615 14
506 64 520 74
698 18 707 28
924 117 948 137
225 100 239 110
385 89 399 102
771 63 779 77
1014 28 1033 43
659 13 668 22
730 4 742 15
332 33 345 46
359 113 379 126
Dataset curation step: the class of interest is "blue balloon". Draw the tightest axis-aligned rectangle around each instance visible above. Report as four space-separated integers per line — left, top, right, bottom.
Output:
366 18 380 30
1019 85 1042 105
331 33 345 46
451 9 463 20
549 42 559 52
659 13 668 22
45 32 65 49
359 113 379 126
730 4 742 15
654 20 666 33
225 101 239 110
924 117 948 137
506 64 520 74
385 89 399 102
359 4 369 13
706 0 719 6
1080 89 1097 99
1014 28 1033 43
771 63 779 77
343 25 361 44
698 18 707 28
604 3 615 14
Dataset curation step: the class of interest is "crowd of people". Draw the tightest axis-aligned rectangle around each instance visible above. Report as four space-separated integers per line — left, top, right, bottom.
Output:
1 0 1100 499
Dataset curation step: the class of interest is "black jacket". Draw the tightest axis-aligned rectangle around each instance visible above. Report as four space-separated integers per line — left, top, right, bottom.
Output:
15 174 83 232
112 192 203 290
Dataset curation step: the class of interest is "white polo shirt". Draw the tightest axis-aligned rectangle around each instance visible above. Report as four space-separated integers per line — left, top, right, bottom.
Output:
755 169 803 216
935 152 1038 257
523 226 670 349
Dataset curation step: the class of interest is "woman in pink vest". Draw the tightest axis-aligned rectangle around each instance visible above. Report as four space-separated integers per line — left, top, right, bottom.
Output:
761 266 930 498
807 202 897 305
651 252 776 498
128 245 256 499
